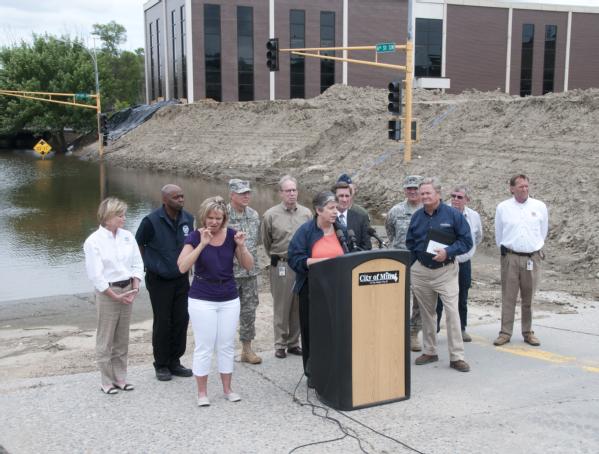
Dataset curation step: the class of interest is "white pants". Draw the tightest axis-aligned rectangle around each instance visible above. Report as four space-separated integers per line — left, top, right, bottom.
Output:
188 297 240 376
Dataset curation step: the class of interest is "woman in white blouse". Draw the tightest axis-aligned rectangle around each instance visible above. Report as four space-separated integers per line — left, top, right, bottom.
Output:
84 197 144 395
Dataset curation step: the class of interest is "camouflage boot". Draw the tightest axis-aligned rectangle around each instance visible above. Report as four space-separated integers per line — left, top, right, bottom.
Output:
410 332 422 352
241 341 262 364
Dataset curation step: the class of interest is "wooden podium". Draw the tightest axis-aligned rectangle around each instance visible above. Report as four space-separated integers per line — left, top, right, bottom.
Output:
309 249 410 410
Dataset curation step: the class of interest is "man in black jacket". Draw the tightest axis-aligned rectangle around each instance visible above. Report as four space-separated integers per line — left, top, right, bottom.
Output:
332 181 371 251
136 184 194 381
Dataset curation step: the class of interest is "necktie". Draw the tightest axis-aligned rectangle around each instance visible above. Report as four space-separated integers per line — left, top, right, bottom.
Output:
339 214 346 226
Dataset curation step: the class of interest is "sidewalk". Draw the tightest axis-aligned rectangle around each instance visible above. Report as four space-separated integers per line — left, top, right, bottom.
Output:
2 307 599 454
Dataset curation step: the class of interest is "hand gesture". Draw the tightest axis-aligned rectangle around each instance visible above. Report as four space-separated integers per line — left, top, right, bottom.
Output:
121 290 137 305
199 228 213 247
432 248 448 262
233 231 247 247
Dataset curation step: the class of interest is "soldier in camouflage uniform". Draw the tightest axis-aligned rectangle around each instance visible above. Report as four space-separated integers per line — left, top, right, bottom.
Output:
227 179 262 364
385 175 424 352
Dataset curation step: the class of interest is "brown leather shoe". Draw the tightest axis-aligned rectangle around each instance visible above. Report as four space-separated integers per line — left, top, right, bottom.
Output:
450 360 471 372
493 334 511 346
287 346 302 356
415 354 439 365
275 348 286 359
523 332 541 346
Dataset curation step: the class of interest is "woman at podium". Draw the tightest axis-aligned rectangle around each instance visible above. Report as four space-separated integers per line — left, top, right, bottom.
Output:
288 191 346 382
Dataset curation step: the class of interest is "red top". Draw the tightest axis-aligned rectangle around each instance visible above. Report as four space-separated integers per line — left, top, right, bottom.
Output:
311 233 344 259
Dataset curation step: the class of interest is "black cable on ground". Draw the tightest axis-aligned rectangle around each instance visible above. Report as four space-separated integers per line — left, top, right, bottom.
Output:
288 374 428 454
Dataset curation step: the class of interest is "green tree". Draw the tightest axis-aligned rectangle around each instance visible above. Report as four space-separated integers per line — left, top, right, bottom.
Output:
0 35 97 151
0 22 145 150
92 21 127 56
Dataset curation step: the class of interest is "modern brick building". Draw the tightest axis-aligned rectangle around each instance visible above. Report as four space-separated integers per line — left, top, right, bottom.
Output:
143 0 599 103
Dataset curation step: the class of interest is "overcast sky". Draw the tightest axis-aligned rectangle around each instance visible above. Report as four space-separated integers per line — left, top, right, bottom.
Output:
0 0 596 52
0 0 145 51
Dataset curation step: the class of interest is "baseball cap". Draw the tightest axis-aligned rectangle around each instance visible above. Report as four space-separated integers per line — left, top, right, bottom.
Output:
403 175 423 189
229 179 251 193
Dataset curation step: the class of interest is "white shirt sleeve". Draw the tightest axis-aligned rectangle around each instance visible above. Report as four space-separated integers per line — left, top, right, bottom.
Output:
83 234 109 292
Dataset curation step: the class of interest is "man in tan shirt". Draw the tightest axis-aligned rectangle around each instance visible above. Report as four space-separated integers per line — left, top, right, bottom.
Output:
261 175 312 359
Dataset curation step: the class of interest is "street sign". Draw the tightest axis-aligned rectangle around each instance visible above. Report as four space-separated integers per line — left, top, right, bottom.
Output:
376 42 396 53
33 139 52 156
74 93 90 101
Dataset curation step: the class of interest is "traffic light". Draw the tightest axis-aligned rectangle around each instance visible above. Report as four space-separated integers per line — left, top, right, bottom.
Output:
99 113 108 134
99 113 108 146
388 119 401 141
388 119 418 141
266 38 279 72
388 80 403 115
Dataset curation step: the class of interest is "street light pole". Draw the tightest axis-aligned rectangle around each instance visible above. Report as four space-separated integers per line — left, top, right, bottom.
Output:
54 37 103 158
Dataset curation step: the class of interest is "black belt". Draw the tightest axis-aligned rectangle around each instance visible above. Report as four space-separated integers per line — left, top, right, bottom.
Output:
505 248 538 257
418 259 454 270
109 278 133 288
196 276 232 285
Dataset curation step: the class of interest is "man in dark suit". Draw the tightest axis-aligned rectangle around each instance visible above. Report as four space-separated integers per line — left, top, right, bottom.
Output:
332 181 371 251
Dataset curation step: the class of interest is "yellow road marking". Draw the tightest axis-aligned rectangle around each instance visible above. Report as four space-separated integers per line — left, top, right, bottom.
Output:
495 346 576 364
469 335 599 373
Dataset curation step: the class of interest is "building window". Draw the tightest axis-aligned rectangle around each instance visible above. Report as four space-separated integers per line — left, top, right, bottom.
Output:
156 19 162 98
290 9 305 99
171 10 178 99
181 5 187 98
149 22 155 100
237 6 254 101
320 11 335 93
543 25 557 95
415 18 442 77
204 4 222 101
520 23 534 97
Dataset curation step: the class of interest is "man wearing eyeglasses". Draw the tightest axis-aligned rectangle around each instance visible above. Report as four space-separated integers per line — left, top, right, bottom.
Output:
435 185 483 342
494 174 548 347
386 175 424 352
261 175 312 359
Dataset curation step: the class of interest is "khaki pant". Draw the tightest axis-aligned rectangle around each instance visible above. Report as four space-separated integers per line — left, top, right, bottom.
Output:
95 287 133 387
269 262 300 350
411 261 464 362
500 252 542 337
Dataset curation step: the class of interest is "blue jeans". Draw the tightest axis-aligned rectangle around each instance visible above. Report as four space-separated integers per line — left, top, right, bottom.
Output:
436 260 471 331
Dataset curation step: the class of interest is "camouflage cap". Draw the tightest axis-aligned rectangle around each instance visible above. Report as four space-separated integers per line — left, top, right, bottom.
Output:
229 179 251 193
403 175 423 189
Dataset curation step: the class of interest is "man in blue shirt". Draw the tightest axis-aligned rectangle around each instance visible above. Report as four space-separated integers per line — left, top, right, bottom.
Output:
406 178 473 372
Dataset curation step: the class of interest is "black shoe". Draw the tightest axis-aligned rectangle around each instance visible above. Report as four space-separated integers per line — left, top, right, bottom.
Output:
307 376 314 389
287 346 303 356
155 367 172 381
169 364 193 377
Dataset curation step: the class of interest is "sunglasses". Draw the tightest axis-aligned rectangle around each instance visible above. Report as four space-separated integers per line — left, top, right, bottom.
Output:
450 194 465 200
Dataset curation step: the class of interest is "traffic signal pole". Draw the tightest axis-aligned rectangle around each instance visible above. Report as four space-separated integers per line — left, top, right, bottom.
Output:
271 43 415 162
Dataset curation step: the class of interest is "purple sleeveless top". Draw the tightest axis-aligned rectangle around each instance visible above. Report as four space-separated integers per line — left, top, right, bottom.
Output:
185 228 238 302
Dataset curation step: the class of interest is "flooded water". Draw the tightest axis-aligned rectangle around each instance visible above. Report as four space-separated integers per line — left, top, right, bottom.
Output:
0 150 300 302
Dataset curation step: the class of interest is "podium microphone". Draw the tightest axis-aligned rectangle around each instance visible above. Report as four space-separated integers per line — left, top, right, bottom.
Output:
335 228 350 254
347 229 362 252
367 227 387 248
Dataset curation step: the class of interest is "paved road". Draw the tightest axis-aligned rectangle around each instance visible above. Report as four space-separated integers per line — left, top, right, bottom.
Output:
1 307 598 454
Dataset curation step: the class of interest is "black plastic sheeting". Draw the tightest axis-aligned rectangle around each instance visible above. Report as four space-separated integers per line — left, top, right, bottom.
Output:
107 99 180 141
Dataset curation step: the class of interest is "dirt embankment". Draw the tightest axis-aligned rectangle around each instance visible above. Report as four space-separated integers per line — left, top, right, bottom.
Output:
83 85 599 294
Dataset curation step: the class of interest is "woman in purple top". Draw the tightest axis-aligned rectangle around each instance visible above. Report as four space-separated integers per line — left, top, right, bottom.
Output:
178 196 254 407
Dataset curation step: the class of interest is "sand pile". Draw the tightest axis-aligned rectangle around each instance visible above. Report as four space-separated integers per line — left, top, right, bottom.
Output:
93 85 599 284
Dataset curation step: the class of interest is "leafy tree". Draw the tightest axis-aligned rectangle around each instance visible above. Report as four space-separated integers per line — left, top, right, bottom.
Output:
0 22 145 151
92 21 127 56
0 35 97 150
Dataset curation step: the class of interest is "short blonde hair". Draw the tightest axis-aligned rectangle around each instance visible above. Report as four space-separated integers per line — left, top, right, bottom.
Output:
97 197 127 226
197 196 228 229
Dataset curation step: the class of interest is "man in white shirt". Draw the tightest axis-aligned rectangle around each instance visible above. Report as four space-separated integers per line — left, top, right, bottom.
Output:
494 174 548 347
436 185 483 342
